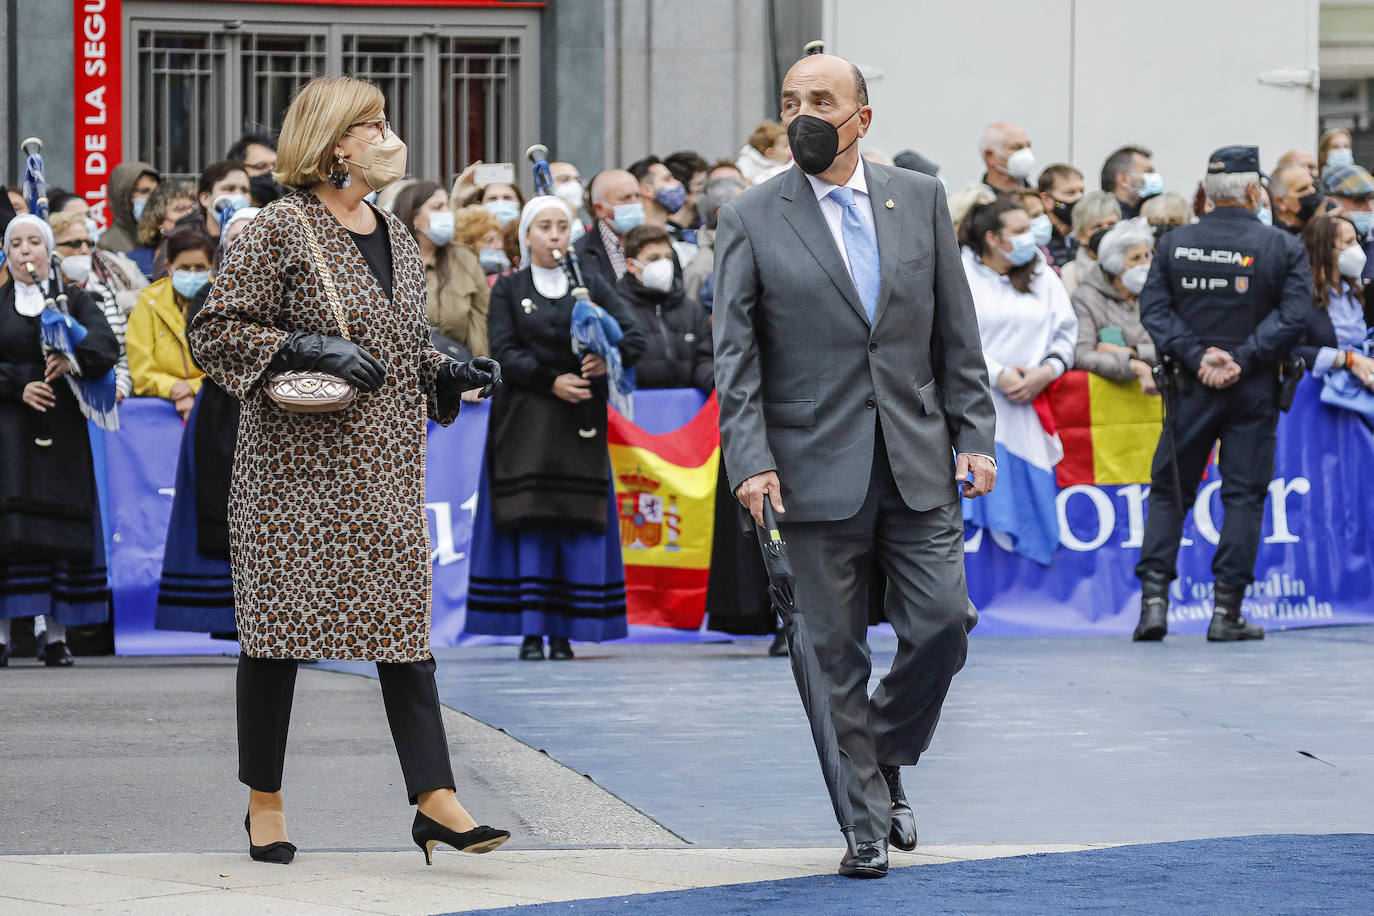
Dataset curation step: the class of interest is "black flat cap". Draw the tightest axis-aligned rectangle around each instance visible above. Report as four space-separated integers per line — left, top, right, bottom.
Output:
1207 145 1267 178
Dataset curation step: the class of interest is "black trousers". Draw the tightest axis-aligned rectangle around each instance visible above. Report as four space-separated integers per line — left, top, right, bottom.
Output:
781 426 973 843
1136 374 1279 588
237 655 456 804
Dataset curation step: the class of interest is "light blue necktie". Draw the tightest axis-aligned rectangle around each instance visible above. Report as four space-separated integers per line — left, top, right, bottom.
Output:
827 186 881 321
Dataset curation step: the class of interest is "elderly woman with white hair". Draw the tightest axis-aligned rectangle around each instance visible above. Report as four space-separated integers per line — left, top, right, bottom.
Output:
468 195 645 660
0 214 119 667
1058 190 1122 296
1070 219 1160 394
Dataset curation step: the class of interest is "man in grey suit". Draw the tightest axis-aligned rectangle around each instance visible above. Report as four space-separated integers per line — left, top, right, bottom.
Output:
713 53 997 879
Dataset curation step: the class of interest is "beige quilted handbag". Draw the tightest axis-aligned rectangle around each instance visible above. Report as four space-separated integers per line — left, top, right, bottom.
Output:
265 203 357 413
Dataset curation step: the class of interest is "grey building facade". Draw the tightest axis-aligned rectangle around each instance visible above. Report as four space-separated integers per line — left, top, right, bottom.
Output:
2 0 821 206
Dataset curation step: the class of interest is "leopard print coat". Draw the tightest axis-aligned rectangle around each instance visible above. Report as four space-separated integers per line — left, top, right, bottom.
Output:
189 191 459 661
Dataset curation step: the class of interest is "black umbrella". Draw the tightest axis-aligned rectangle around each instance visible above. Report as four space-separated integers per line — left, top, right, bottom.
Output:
756 500 859 858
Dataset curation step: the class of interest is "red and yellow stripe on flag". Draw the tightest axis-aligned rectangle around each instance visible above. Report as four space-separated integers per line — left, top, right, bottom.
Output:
607 393 721 629
1050 370 1163 486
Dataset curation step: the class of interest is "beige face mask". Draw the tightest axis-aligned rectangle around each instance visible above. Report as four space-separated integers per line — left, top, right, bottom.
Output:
342 129 408 191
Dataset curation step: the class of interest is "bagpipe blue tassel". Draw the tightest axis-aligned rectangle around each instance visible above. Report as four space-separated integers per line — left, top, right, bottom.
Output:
571 298 635 420
39 308 120 431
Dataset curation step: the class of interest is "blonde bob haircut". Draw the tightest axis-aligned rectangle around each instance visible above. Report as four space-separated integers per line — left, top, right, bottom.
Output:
274 76 385 189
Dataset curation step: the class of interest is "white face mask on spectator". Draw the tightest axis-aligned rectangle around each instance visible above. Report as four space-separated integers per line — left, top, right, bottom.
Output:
1121 263 1150 296
1338 243 1367 279
554 180 584 212
61 253 93 285
637 257 675 293
1003 147 1035 181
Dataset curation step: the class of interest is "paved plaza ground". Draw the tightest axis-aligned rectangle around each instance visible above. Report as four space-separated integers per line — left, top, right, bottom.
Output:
2 626 1371 913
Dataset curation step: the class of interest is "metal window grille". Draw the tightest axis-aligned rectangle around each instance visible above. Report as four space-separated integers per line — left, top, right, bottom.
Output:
128 10 534 185
437 36 520 187
239 32 327 141
136 30 226 177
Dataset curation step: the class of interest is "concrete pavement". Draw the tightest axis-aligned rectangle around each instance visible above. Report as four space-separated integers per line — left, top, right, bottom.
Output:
2 626 1371 913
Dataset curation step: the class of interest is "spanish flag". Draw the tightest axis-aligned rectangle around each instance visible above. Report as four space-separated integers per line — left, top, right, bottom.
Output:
1049 370 1164 487
607 393 721 629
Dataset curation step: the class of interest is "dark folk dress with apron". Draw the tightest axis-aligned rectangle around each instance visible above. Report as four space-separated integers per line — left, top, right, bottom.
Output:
467 266 645 641
0 281 118 625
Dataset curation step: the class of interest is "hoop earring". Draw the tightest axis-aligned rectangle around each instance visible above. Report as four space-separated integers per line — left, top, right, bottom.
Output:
328 157 352 190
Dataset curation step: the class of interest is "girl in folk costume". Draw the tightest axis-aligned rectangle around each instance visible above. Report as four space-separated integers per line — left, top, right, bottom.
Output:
155 209 261 639
188 76 505 866
0 215 120 667
468 196 646 660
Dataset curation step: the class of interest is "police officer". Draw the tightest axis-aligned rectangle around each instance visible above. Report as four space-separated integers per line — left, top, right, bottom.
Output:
1134 146 1311 643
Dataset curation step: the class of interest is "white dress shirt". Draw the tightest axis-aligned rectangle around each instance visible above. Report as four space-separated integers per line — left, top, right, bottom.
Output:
804 166 876 271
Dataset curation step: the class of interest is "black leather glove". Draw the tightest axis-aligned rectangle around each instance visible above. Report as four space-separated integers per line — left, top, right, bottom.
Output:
269 331 385 393
444 356 501 399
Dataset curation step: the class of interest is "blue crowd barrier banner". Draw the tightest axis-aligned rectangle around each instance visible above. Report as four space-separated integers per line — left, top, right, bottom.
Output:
103 380 1373 654
963 380 1374 635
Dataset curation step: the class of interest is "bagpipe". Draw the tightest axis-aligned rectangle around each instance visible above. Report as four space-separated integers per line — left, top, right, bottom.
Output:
526 143 635 419
18 137 120 440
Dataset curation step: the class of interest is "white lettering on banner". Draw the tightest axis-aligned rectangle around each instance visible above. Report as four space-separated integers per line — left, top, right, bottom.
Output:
74 0 121 227
426 492 478 567
1056 485 1115 551
971 476 1312 555
1117 484 1147 548
1190 480 1223 545
1264 477 1309 544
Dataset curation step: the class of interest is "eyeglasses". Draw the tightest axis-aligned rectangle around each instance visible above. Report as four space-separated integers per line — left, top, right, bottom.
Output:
348 118 390 137
56 239 95 252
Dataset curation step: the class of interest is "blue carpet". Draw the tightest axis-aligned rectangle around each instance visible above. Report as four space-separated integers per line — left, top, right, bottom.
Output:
455 835 1374 915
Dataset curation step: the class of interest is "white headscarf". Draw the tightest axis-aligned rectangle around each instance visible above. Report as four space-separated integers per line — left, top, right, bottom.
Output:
5 215 55 316
517 195 575 268
4 213 56 260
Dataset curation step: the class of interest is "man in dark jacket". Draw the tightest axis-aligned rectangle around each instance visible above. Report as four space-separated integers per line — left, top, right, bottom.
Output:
575 169 641 289
615 225 713 392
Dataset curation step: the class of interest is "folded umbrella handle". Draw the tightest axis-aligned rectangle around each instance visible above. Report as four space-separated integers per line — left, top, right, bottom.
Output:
760 500 782 542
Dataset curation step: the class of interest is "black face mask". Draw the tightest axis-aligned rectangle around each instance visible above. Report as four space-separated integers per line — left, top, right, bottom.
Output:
1296 190 1323 222
787 109 860 175
1051 198 1076 226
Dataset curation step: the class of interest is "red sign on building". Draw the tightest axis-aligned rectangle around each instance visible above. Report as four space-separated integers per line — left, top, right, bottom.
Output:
73 0 122 228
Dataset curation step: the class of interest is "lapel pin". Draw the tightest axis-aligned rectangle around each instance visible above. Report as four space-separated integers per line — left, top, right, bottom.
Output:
521 297 535 314
885 199 895 209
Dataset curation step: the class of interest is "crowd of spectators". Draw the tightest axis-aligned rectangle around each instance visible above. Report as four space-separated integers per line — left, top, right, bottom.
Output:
5 109 1374 663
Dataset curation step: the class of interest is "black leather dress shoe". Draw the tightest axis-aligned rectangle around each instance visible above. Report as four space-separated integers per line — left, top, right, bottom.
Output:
519 636 545 660
548 637 574 660
880 764 917 851
839 839 888 878
767 632 788 657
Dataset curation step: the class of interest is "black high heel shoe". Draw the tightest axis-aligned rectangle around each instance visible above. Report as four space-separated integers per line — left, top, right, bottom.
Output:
412 810 510 864
245 811 296 864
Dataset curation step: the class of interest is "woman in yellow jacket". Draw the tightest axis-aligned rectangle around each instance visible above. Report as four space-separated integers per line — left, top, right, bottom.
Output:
127 228 214 419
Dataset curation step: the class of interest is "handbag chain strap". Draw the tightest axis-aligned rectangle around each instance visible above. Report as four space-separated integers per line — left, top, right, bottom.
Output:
280 201 351 341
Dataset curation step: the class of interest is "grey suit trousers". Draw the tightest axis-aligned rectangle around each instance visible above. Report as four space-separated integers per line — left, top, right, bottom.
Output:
781 426 972 843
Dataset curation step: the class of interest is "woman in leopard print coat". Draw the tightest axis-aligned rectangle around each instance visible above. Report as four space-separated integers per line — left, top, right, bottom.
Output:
189 76 507 864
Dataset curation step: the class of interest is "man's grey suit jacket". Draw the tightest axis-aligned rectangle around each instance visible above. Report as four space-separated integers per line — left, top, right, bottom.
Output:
712 161 996 522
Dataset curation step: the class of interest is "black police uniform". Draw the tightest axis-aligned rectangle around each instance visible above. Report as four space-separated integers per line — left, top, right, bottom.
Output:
1135 187 1310 636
